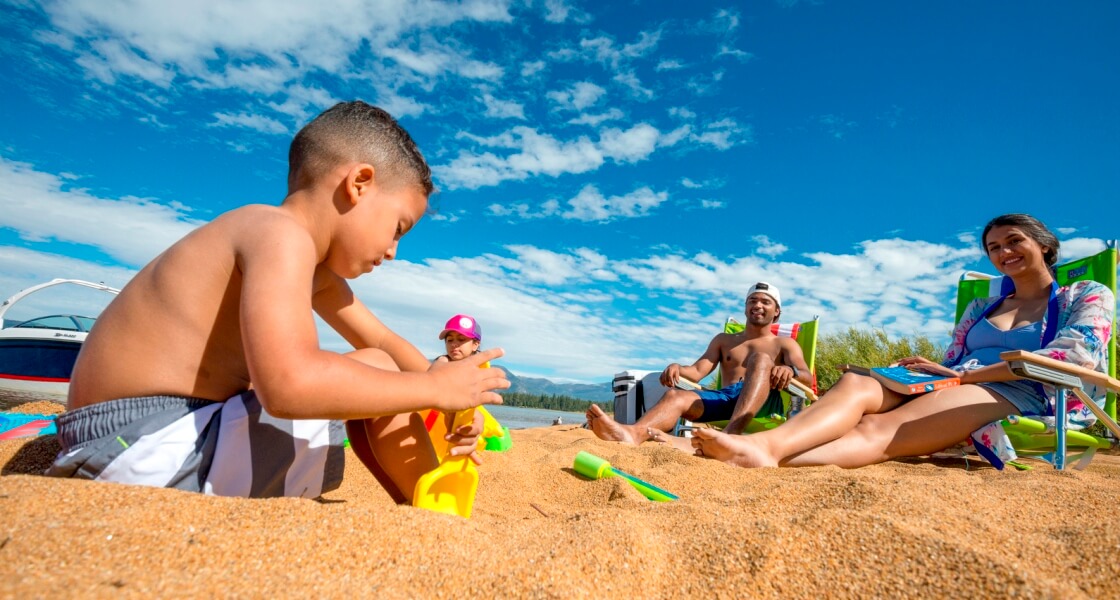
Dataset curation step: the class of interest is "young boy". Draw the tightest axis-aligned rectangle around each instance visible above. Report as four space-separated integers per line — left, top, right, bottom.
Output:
48 101 509 502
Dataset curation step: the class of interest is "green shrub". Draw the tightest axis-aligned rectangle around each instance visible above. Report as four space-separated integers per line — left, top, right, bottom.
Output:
815 327 947 392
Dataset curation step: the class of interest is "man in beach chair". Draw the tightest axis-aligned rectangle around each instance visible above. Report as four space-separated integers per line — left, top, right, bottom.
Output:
695 314 819 434
957 241 1120 470
587 283 814 448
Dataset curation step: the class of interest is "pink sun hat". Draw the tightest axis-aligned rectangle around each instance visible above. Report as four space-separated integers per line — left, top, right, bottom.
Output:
438 314 482 342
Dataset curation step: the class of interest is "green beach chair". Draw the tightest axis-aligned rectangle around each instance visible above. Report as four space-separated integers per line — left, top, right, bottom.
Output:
680 317 819 434
956 241 1119 469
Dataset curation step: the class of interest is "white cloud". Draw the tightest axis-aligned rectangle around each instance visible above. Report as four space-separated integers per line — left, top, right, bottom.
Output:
382 41 503 81
0 156 201 266
716 45 754 61
561 185 669 222
489 184 670 223
691 118 752 150
520 60 546 77
612 70 653 100
656 59 685 71
669 106 696 119
266 84 337 122
210 111 289 135
437 123 667 189
36 0 513 124
548 29 661 70
680 177 725 190
437 115 749 189
1060 237 1106 262
372 84 431 119
479 91 526 120
542 0 590 24
568 108 624 127
752 235 788 257
598 123 660 162
546 81 606 111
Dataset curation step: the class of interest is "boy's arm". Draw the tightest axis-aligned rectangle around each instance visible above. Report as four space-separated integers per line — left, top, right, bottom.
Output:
237 217 505 420
311 270 429 373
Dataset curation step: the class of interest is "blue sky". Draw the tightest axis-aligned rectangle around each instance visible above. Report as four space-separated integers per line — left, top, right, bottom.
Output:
1 0 1117 383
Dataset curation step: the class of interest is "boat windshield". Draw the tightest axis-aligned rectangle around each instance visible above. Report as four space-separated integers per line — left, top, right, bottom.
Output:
12 315 87 332
73 316 97 332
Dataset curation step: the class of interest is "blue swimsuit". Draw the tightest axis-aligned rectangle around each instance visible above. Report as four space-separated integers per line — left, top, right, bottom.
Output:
957 318 1046 416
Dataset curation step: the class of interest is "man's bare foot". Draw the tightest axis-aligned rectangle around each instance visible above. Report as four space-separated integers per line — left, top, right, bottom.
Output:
585 404 638 444
692 428 778 468
648 429 697 454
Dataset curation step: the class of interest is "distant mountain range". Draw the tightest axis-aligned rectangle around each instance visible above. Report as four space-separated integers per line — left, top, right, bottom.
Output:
494 364 613 403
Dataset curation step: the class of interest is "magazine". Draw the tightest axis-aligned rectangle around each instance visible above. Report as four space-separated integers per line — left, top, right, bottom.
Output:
839 364 960 395
870 366 960 395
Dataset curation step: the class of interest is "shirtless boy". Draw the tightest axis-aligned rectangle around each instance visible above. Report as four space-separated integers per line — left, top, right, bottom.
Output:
49 101 509 501
586 283 811 447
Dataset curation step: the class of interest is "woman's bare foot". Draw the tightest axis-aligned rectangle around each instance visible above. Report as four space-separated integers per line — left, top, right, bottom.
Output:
692 428 778 468
585 404 638 444
648 429 698 454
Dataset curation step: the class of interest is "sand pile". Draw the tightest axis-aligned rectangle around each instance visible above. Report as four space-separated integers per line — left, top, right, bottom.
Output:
2 401 1118 598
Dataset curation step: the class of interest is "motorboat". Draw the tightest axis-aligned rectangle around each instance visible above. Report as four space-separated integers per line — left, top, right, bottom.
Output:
0 279 119 403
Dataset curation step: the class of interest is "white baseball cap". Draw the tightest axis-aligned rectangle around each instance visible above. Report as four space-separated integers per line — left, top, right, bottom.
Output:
746 282 780 307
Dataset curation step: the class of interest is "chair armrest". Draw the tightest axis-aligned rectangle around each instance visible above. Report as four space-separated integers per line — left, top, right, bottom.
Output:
999 351 1120 393
676 377 703 391
787 377 819 402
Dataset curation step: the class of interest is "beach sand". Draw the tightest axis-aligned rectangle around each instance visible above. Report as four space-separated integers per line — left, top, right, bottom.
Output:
3 401 1118 598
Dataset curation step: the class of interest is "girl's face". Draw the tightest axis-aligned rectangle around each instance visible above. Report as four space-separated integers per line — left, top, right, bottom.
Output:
984 225 1050 277
443 331 480 361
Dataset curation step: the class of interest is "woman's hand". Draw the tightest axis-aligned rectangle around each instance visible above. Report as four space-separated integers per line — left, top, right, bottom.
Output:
895 356 959 378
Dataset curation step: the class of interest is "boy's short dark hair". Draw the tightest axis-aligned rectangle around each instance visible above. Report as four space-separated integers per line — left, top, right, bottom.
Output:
288 101 433 195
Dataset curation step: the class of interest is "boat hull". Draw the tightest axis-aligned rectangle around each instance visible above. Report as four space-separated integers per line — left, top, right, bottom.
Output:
0 330 84 405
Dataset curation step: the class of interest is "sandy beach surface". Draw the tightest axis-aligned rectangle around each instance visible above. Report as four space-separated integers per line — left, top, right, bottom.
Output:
3 401 1118 599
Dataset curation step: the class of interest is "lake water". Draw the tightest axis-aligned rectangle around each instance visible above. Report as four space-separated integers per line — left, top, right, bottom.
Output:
484 404 587 430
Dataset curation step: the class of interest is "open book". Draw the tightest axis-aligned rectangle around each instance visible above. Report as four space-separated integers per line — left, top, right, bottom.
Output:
841 364 960 395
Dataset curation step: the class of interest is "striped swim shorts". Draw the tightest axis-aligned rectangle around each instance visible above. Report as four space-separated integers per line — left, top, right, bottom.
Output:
47 392 345 498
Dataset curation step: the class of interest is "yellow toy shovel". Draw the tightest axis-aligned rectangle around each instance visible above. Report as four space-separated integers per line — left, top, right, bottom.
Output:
413 408 479 518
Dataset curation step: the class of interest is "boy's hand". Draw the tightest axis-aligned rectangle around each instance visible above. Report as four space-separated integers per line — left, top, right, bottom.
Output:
428 348 509 412
444 410 486 465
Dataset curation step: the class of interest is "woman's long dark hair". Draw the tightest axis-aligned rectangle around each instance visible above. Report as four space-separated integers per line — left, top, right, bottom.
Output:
981 213 1060 268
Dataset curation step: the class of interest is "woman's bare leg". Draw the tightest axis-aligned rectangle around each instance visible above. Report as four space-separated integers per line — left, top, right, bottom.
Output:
782 385 1018 468
692 373 904 467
